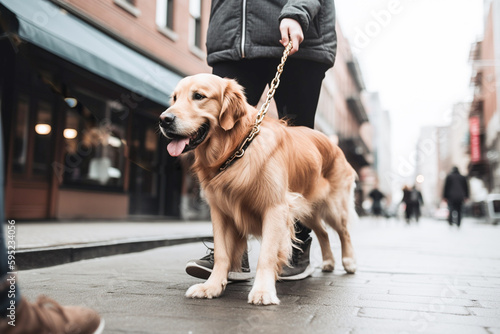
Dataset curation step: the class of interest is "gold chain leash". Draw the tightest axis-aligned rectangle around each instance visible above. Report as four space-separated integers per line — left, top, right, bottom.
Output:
256 40 293 125
219 41 293 172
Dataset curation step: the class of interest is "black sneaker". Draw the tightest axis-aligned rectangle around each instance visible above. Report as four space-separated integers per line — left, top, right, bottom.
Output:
278 236 314 281
185 242 253 281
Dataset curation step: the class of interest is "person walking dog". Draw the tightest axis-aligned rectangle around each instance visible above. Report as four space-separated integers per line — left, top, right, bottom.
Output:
185 0 337 281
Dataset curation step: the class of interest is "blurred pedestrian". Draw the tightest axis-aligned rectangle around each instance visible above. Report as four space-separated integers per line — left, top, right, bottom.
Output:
402 185 423 223
401 185 411 222
368 187 385 217
0 115 104 333
443 166 469 227
411 185 424 222
185 0 337 281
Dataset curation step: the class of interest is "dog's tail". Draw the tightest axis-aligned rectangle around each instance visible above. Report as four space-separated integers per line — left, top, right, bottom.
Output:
287 191 312 238
275 192 311 272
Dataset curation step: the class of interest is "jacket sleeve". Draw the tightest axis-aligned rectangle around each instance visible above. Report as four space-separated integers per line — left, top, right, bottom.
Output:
279 0 322 32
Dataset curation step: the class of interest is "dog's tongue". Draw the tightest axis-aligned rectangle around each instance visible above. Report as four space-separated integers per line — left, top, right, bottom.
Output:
167 138 189 156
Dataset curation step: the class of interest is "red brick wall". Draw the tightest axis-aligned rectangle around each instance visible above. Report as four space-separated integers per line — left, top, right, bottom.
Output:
62 0 211 75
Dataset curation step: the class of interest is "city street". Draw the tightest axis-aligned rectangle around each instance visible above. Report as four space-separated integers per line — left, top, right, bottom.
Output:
1 1 498 333
17 217 500 334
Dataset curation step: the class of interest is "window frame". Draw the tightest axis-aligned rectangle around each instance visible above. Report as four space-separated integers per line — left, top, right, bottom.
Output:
189 0 204 58
113 0 141 17
156 0 178 41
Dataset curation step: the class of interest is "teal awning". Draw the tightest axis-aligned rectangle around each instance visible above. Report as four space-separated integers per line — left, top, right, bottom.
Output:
0 0 182 106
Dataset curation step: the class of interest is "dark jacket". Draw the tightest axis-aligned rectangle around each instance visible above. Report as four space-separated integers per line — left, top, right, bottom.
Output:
206 0 337 67
402 188 423 206
443 168 469 203
369 188 384 203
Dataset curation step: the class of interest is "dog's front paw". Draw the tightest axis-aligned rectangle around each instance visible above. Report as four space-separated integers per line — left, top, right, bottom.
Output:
248 289 280 305
185 282 225 299
342 257 357 274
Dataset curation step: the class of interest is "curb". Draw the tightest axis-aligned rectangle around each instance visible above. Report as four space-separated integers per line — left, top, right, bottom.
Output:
16 235 211 270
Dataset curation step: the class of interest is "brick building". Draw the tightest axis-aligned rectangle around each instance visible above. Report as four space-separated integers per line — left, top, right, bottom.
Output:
0 0 210 219
468 0 500 192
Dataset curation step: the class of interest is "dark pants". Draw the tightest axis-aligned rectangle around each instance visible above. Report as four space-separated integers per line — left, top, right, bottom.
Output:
371 202 383 216
212 58 329 128
212 58 329 241
448 201 463 226
405 203 420 222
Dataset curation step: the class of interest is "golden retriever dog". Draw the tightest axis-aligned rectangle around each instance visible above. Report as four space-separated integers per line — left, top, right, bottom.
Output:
159 73 357 305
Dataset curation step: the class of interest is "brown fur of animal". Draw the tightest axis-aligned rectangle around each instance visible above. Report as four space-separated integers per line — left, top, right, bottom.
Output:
159 73 357 305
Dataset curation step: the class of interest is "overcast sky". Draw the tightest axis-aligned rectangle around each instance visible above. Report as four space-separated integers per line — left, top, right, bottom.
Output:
334 0 484 178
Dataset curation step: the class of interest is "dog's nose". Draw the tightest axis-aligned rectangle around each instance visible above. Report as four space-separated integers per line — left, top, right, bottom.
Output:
159 113 176 128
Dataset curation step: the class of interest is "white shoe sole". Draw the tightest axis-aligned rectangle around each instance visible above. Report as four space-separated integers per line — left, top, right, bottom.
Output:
94 319 105 334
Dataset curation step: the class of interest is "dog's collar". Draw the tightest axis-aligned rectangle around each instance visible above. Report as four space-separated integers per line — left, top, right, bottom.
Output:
218 124 261 173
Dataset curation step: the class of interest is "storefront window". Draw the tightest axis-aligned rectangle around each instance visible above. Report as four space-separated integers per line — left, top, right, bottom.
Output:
33 100 53 176
61 90 126 190
13 94 30 174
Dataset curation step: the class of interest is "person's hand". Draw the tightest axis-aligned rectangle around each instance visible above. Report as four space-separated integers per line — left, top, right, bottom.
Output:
279 18 303 55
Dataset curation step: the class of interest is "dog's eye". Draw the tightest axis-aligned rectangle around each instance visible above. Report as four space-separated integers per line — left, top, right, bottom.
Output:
172 95 177 102
193 92 206 101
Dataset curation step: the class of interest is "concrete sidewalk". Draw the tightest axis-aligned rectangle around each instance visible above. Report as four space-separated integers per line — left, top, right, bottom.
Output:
16 217 500 333
15 220 213 269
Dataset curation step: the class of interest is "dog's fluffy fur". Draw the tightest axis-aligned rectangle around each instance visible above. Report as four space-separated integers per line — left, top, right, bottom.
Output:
159 74 357 305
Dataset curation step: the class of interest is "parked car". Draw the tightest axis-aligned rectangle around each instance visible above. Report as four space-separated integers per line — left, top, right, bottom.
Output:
486 194 500 224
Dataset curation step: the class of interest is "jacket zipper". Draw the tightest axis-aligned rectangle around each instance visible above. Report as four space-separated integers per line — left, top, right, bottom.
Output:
241 0 247 58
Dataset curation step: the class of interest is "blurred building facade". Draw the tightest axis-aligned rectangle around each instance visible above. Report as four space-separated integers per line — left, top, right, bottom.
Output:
317 22 373 214
416 103 471 215
448 103 471 176
415 126 441 214
468 0 500 192
364 92 392 204
1 0 373 220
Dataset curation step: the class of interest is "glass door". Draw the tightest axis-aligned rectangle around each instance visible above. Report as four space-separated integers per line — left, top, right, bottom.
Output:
128 112 162 215
8 94 56 219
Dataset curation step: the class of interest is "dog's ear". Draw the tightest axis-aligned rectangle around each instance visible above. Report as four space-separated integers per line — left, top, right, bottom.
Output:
219 79 247 131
